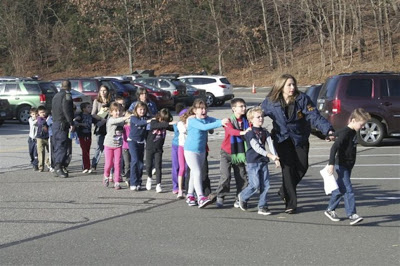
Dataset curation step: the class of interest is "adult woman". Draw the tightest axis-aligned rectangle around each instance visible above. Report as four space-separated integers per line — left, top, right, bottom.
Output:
261 74 334 213
90 85 112 172
128 87 158 116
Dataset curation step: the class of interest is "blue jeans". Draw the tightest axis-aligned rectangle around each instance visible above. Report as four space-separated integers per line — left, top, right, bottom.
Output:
327 165 356 217
240 162 270 208
91 134 105 169
128 141 145 186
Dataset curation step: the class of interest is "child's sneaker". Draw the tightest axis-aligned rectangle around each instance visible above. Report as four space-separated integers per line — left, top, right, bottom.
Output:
125 180 130 187
258 207 272 215
130 185 137 191
146 177 152 190
156 184 162 193
198 196 212 208
216 197 224 208
238 193 247 211
114 182 121 190
177 190 185 199
103 177 109 187
233 200 240 208
186 195 197 206
82 169 89 174
324 210 340 222
136 185 141 191
349 214 363 225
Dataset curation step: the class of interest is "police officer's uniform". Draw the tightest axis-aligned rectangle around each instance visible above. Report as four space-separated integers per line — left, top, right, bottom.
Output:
261 92 333 212
51 82 75 177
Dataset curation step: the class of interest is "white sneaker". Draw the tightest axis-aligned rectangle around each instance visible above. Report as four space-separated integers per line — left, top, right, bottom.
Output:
156 183 162 193
146 177 152 190
82 169 89 174
130 186 137 191
136 185 141 191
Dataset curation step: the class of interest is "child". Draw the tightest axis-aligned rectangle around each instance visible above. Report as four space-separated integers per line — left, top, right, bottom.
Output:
324 108 371 225
238 107 280 215
128 101 151 191
176 108 190 199
122 110 132 186
74 102 93 173
103 102 130 190
36 106 50 172
184 99 229 208
171 103 186 195
46 113 55 172
28 108 39 171
213 98 251 208
145 108 175 193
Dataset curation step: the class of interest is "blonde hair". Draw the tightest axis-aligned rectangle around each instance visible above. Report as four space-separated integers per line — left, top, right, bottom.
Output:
109 102 121 113
268 74 299 103
133 101 149 117
349 108 371 122
246 106 263 121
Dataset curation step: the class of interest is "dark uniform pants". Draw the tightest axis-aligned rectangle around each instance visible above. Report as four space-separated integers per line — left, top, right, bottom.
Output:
52 121 69 168
276 139 309 210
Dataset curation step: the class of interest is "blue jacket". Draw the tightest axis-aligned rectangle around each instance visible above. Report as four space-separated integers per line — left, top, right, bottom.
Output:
261 92 332 146
129 116 149 142
184 117 222 153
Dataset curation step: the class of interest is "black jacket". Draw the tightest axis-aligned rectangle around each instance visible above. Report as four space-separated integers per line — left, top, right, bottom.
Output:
52 89 74 127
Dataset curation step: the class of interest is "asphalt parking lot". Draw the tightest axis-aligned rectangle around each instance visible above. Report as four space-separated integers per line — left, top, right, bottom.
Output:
0 88 399 265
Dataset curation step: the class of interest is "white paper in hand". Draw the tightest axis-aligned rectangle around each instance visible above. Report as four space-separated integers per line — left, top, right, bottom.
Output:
320 165 339 195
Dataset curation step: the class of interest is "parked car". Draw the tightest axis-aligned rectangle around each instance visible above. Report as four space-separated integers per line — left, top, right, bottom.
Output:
70 89 92 112
0 99 13 125
305 84 323 106
52 78 100 101
131 82 174 110
305 83 324 139
185 84 207 106
96 78 136 108
317 72 400 146
178 75 234 106
135 77 189 105
0 81 56 124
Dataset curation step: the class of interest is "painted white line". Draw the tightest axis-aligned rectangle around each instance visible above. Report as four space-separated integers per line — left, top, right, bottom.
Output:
375 197 400 199
309 154 400 158
352 178 400 180
311 164 400 167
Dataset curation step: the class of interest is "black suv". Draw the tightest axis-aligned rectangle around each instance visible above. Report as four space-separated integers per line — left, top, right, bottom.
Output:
317 72 400 146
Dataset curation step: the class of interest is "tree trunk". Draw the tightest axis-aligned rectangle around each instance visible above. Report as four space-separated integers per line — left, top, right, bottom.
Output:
260 0 274 68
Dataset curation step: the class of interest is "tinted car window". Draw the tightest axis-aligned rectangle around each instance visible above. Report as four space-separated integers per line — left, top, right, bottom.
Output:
39 83 57 94
71 81 79 91
346 79 372 97
82 81 98 92
320 77 339 98
199 78 215 85
220 78 230 84
387 79 400 96
4 84 19 93
159 80 169 88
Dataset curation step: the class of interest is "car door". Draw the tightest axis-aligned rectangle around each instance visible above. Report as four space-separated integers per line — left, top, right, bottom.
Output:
1 83 21 115
379 78 400 134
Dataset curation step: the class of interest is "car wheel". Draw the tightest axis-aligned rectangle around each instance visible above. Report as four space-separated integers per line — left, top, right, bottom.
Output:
206 93 215 107
17 106 31 124
357 117 385 146
214 100 225 107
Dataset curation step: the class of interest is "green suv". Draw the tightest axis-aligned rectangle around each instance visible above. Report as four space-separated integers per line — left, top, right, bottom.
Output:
0 81 56 124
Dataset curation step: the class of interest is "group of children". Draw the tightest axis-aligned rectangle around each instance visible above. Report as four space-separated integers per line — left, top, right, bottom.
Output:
27 96 369 225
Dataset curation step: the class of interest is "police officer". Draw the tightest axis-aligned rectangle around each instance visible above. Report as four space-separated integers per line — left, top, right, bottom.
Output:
261 74 334 214
51 80 75 178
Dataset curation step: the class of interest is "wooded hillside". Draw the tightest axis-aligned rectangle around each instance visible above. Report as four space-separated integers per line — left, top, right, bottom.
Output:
0 0 399 85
